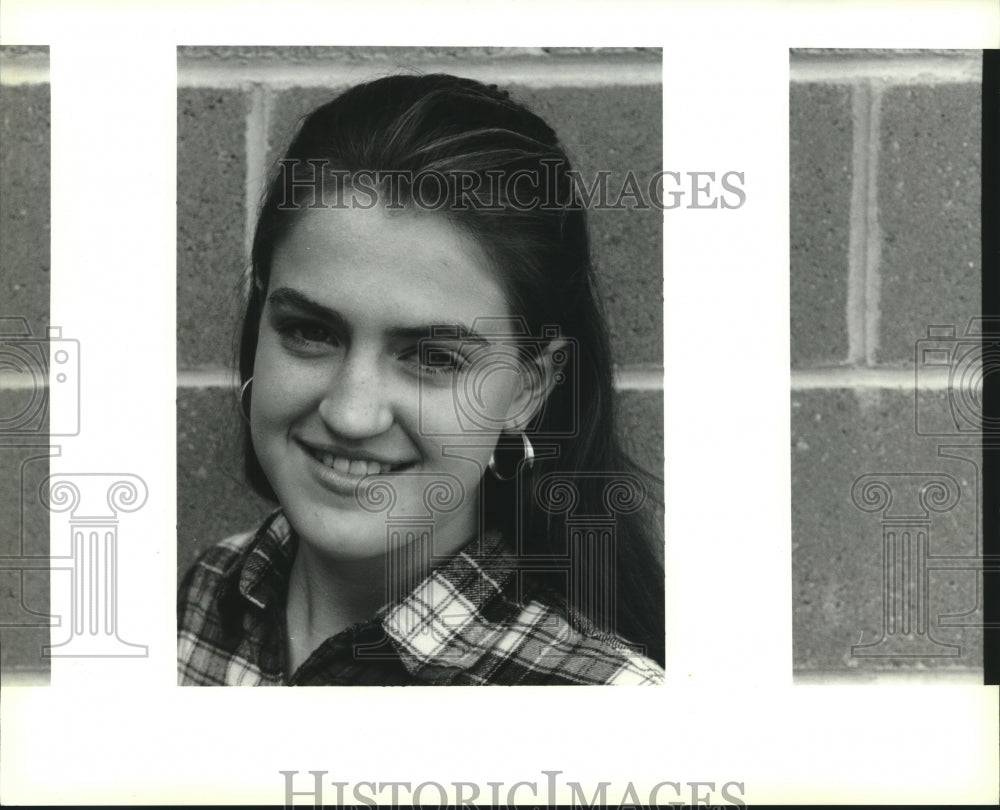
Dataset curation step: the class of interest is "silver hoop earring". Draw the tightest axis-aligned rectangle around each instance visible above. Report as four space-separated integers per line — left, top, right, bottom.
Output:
488 432 534 481
238 377 253 423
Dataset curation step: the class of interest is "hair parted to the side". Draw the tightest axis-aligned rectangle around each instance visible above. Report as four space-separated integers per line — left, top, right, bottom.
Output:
237 73 664 665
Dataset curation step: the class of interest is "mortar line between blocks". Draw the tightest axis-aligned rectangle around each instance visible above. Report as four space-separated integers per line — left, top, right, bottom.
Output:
177 58 662 89
244 83 271 273
614 366 664 392
846 81 873 366
0 60 49 85
180 367 943 392
791 366 947 390
863 85 884 367
790 53 982 84
177 366 939 391
176 366 665 392
177 370 236 388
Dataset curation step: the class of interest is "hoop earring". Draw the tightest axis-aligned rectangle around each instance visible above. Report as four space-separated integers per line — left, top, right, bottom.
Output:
238 377 253 423
488 432 534 481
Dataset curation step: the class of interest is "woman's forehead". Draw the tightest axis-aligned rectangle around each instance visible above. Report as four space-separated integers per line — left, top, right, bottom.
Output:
269 203 511 329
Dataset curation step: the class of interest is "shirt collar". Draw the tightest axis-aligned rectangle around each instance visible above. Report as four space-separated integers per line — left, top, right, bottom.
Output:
236 509 298 610
224 510 521 679
380 533 522 679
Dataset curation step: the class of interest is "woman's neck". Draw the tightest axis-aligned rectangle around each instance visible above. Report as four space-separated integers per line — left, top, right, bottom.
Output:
283 508 480 673
285 545 389 671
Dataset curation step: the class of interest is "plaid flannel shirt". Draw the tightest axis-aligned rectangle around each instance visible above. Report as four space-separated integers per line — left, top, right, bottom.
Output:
178 510 664 686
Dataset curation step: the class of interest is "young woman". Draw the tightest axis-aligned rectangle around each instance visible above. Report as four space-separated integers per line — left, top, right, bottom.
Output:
178 74 664 685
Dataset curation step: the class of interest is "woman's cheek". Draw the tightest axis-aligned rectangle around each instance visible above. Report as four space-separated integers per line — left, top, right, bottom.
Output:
468 367 523 426
415 382 464 439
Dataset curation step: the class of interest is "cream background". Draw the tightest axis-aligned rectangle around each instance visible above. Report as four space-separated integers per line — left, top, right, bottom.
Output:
0 0 998 804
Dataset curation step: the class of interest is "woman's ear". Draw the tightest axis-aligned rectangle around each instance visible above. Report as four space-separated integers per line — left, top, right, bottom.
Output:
502 339 569 432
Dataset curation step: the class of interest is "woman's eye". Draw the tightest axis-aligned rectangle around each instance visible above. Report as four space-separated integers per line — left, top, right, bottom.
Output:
276 320 339 348
400 345 463 378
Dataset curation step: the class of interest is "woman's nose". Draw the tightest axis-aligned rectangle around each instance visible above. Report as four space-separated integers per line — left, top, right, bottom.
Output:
317 352 393 438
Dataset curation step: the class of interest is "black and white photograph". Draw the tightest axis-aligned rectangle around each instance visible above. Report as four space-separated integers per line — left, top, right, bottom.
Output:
0 0 997 806
175 47 666 686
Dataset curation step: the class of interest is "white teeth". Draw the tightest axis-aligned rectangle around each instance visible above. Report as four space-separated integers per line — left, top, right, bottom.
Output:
309 447 398 475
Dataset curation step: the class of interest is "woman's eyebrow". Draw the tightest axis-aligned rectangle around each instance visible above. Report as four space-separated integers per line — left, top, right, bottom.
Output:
267 287 345 326
267 287 490 345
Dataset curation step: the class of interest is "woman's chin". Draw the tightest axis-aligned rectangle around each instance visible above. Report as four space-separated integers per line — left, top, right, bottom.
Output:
290 515 395 561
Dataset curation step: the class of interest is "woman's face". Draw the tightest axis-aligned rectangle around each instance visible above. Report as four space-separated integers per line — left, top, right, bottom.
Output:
250 197 537 562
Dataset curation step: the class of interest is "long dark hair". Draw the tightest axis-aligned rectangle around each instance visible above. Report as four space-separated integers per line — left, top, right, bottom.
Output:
238 74 664 665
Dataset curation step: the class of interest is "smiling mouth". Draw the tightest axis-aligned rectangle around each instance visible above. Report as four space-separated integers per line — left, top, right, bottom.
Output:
300 443 414 476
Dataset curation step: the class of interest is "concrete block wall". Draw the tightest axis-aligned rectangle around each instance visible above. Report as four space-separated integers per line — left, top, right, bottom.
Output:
0 45 51 683
790 50 983 679
0 45 982 681
176 47 664 579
